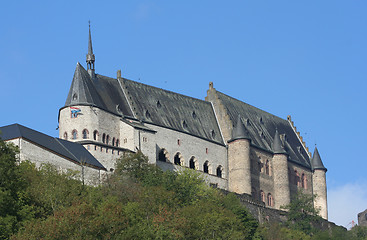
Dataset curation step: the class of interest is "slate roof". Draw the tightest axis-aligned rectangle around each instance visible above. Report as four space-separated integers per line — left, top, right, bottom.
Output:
122 79 224 145
312 147 327 171
215 91 311 168
64 64 133 117
0 124 106 170
229 115 250 142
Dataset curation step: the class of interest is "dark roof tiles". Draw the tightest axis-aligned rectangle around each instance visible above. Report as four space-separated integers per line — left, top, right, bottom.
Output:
229 115 250 142
0 124 106 170
312 147 327 171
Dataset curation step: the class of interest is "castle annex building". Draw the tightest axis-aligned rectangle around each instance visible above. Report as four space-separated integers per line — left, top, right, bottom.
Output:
58 26 328 219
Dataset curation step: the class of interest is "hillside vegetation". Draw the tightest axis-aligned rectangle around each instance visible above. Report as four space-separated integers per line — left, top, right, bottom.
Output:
0 139 366 239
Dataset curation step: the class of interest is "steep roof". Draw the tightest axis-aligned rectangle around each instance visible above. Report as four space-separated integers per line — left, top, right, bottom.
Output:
229 115 250 142
122 79 224 145
0 124 106 170
312 147 327 171
272 129 287 154
215 91 311 168
64 64 133 117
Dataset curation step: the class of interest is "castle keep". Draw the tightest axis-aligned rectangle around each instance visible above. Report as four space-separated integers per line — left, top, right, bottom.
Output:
58 26 328 219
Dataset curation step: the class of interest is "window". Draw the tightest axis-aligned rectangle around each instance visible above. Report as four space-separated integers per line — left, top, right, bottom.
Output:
174 153 181 166
123 138 127 144
259 159 264 173
72 130 78 140
82 129 89 139
182 120 188 129
106 135 110 145
295 170 301 187
260 190 265 203
216 165 223 178
177 139 181 146
63 132 68 140
158 149 168 162
116 139 119 147
267 193 274 207
265 160 270 175
206 148 208 154
302 173 307 189
112 137 115 146
189 157 196 169
93 130 98 141
211 130 216 139
203 161 209 173
102 133 106 144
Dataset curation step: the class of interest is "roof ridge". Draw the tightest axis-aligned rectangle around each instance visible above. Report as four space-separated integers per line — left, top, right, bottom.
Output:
216 90 288 123
54 138 79 163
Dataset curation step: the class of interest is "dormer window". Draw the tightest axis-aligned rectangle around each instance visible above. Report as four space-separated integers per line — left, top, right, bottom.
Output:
182 120 188 129
157 100 162 108
211 130 216 139
145 110 151 119
192 111 197 119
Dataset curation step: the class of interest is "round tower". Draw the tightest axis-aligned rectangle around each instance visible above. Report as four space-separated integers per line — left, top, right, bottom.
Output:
272 129 291 209
228 115 252 194
312 147 328 219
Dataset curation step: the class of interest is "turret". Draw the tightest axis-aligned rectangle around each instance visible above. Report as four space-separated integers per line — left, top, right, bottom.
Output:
272 129 291 208
86 21 95 77
227 115 252 194
312 147 328 219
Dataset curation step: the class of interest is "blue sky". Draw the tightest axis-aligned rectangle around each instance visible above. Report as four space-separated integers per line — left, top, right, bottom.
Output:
1 1 366 227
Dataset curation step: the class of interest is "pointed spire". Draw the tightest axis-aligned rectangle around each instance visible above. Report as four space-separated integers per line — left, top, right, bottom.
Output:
312 147 327 171
229 115 250 142
272 129 287 154
86 21 95 75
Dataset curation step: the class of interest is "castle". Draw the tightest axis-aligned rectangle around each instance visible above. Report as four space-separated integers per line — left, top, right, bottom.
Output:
55 26 328 219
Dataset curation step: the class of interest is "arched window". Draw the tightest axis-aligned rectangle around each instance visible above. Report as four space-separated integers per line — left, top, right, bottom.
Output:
174 153 182 166
93 130 99 141
158 149 168 162
112 137 115 146
203 161 209 173
265 160 270 175
216 165 223 178
82 129 89 139
102 133 106 144
189 157 196 169
267 193 274 207
295 170 301 187
63 132 68 140
106 135 110 145
71 129 78 140
260 190 265 203
302 173 307 189
258 159 263 173
116 139 119 147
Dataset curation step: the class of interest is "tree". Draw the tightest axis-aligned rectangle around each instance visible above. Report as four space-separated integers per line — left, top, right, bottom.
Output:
281 191 321 235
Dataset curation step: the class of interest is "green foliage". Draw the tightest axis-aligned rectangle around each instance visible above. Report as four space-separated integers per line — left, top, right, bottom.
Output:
281 191 321 235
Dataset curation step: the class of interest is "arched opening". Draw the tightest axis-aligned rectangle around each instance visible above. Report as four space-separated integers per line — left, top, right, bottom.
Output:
112 137 115 146
116 139 119 147
158 149 168 162
63 132 68 140
106 135 110 145
71 129 78 140
295 170 301 187
260 190 265 203
302 173 307 189
203 161 209 173
189 157 196 169
174 153 181 166
216 165 223 178
93 130 98 141
265 160 270 175
102 133 106 144
267 193 274 207
82 129 89 139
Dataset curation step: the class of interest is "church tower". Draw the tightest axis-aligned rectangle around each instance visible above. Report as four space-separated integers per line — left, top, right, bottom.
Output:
272 129 291 209
227 115 252 194
86 22 95 77
312 147 328 219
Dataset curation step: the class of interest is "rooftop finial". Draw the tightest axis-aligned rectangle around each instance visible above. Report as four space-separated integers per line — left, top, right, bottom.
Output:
86 21 95 75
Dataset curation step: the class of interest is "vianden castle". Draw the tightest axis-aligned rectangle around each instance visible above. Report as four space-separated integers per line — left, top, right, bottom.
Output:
0 26 328 220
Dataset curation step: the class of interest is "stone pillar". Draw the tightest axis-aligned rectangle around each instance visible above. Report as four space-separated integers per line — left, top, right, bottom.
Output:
313 169 328 219
228 138 251 194
272 153 290 209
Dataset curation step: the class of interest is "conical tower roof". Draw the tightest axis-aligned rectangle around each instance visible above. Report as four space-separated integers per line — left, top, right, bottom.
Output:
229 115 250 142
64 62 105 108
312 147 327 171
272 129 287 154
86 22 95 72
